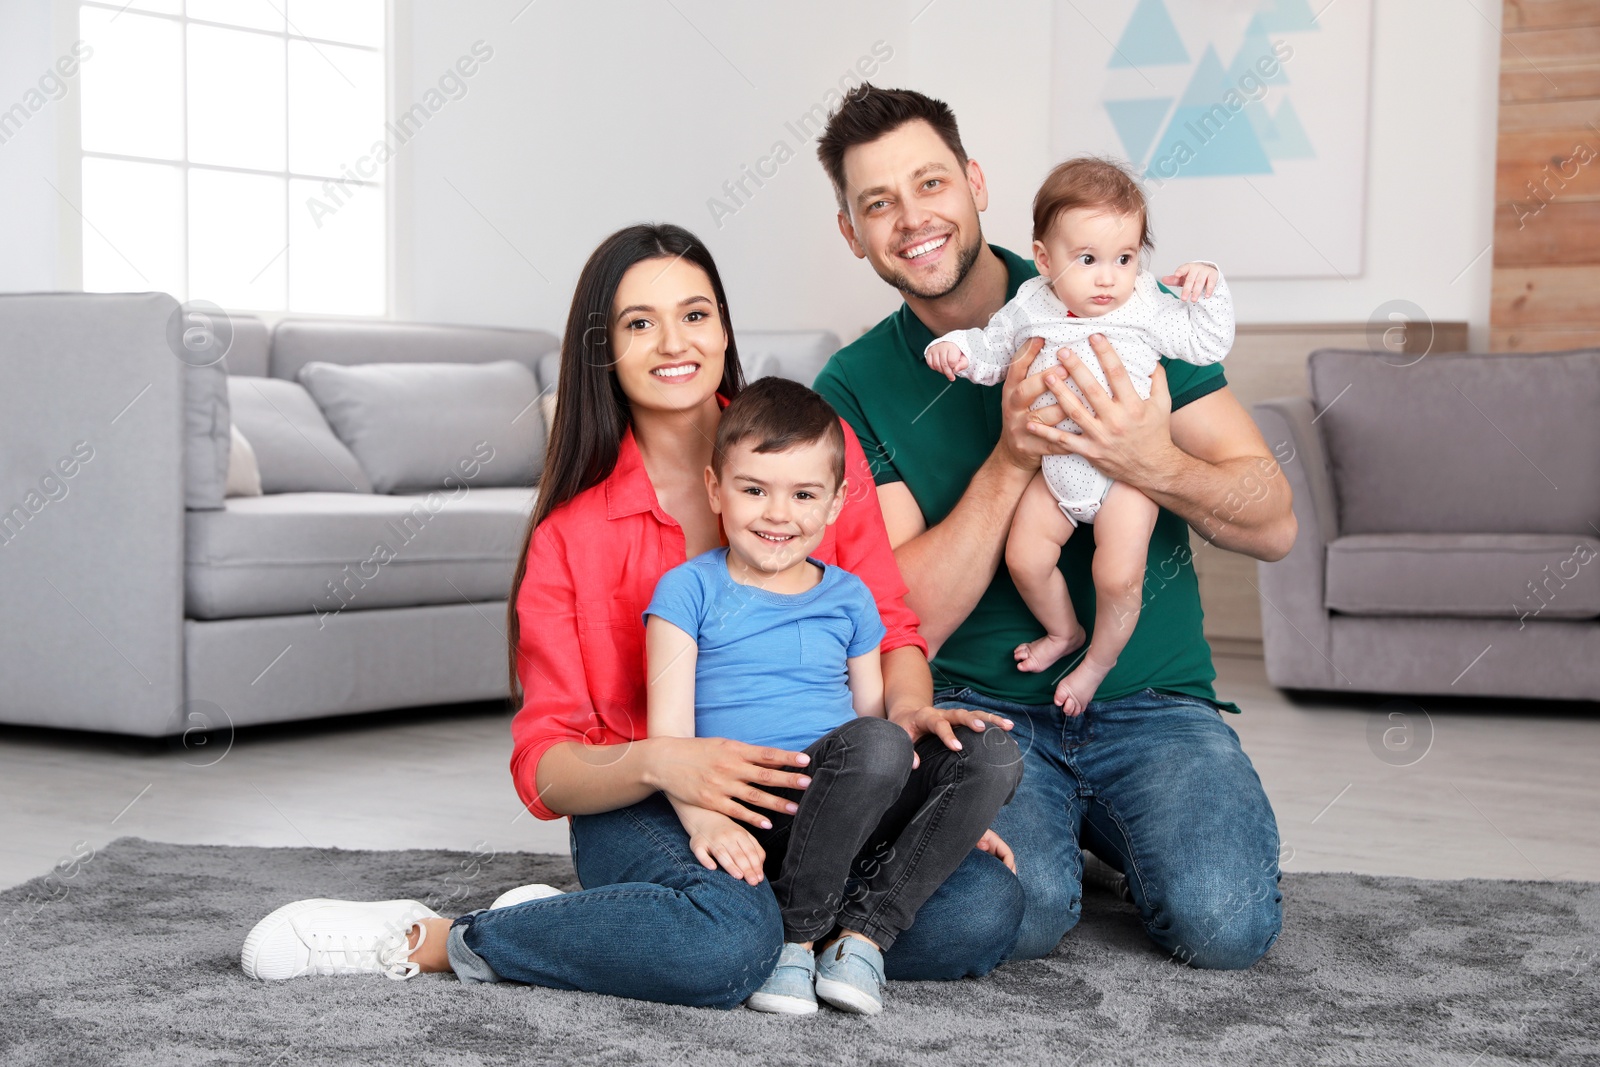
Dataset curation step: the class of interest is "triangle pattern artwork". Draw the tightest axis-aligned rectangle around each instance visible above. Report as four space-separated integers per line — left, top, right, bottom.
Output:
1109 0 1190 69
1105 98 1175 164
1146 45 1274 177
1255 0 1320 33
1100 0 1319 181
1261 98 1315 159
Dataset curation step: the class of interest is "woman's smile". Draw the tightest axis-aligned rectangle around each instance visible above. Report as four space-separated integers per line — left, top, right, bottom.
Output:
650 360 701 381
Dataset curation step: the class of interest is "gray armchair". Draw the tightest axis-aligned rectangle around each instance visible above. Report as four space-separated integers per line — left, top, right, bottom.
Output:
1252 346 1600 701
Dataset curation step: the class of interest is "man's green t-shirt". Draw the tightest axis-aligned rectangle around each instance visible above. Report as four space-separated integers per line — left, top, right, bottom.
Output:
813 245 1239 712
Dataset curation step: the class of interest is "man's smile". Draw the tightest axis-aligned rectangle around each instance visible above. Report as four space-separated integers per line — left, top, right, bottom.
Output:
898 234 949 261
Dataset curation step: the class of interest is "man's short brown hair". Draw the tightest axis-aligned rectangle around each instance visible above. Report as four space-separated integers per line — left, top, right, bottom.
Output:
1032 156 1153 252
816 85 968 214
713 376 847 489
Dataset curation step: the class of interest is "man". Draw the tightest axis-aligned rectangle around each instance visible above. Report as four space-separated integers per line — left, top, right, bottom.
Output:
811 85 1295 969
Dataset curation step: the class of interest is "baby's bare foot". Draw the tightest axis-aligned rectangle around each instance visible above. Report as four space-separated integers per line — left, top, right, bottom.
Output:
1053 654 1116 716
1014 625 1086 673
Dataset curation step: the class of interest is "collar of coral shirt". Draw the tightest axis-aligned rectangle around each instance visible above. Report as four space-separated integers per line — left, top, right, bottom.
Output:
604 391 732 521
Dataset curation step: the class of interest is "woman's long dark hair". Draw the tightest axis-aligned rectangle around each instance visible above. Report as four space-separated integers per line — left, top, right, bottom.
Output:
505 223 745 703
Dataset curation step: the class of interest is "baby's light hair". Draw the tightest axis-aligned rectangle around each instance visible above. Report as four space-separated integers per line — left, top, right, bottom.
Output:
1032 156 1153 253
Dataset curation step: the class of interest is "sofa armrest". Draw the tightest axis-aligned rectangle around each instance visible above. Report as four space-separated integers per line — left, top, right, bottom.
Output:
0 292 188 734
1255 396 1337 546
1251 396 1341 689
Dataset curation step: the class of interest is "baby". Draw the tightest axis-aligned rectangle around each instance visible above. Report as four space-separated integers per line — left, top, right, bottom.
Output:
924 157 1233 714
643 377 1018 1017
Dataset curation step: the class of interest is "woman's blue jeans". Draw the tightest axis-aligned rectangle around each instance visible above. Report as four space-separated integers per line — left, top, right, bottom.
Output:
444 743 1025 1008
936 686 1283 969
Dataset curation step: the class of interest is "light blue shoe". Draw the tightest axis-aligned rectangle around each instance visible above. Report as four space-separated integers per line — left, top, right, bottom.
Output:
814 935 885 1015
745 943 818 1015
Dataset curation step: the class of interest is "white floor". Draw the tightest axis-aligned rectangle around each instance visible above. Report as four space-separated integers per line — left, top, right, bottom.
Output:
3 655 1596 892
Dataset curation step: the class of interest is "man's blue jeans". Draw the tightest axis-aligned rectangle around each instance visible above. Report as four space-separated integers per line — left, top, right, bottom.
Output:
444 789 1023 1008
934 685 1282 969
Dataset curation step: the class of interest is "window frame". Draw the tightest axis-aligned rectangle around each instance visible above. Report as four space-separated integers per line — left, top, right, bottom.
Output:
53 0 403 322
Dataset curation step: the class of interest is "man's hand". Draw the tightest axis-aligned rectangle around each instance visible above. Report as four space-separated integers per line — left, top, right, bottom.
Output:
995 337 1064 472
889 705 1014 762
976 828 1016 873
1161 262 1219 303
1025 333 1185 488
925 340 970 382
675 801 768 886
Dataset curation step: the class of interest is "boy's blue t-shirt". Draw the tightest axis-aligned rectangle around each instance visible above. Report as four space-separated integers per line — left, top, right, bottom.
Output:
643 548 887 752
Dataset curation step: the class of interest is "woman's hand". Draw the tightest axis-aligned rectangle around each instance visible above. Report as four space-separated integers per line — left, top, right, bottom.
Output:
645 735 811 830
976 828 1016 873
675 802 768 886
889 705 1014 758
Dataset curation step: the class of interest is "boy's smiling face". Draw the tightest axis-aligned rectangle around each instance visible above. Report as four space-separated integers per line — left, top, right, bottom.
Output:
1033 207 1142 318
705 438 846 583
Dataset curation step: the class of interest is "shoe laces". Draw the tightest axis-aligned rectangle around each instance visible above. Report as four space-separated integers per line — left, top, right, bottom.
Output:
306 918 424 980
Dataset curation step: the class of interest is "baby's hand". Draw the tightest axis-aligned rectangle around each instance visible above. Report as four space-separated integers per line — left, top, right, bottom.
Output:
1161 262 1219 303
925 340 969 382
682 806 767 886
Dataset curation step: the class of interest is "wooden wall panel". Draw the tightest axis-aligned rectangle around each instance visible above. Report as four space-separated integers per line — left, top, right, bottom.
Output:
1501 66 1600 103
1492 1 1600 349
1490 325 1600 350
1491 264 1600 324
1503 1 1600 32
1493 199 1600 265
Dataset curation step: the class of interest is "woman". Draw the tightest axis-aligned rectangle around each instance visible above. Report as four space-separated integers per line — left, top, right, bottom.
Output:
240 224 1024 1008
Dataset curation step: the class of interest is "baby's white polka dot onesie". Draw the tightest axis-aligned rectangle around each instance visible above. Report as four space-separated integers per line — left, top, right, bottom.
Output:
928 264 1233 524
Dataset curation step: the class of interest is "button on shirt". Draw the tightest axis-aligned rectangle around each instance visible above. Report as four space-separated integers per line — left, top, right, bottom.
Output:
509 396 928 820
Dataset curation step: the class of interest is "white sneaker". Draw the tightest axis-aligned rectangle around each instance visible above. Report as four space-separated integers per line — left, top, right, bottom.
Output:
241 898 439 981
488 883 565 910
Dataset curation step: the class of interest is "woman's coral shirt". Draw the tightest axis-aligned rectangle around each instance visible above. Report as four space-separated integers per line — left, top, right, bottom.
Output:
509 400 927 820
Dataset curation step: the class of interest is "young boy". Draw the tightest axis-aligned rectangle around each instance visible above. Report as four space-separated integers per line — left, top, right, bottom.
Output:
643 377 1021 1016
924 157 1234 714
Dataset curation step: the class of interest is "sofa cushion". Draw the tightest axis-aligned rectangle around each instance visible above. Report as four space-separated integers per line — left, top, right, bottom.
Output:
269 318 558 383
1325 533 1600 620
738 330 842 387
225 424 263 497
227 377 372 493
297 360 544 493
184 358 230 511
1310 348 1600 535
536 351 561 393
185 487 536 619
221 313 271 377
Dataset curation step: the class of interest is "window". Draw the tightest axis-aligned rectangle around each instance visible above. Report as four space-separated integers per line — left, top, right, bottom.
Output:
76 0 387 316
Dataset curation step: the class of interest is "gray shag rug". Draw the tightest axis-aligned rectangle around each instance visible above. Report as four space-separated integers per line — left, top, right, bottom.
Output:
3 838 1597 1067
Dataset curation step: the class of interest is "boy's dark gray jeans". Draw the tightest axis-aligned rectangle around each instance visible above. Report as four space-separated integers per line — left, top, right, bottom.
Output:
750 715 1023 949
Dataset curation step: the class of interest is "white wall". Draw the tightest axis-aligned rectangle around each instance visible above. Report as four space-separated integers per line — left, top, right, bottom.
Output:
0 0 62 293
1226 1 1502 348
401 0 912 342
3 1 1503 349
401 0 1502 348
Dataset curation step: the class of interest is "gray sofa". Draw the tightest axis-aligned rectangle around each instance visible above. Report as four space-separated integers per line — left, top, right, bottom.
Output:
0 291 839 736
1252 346 1600 702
